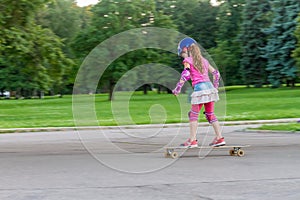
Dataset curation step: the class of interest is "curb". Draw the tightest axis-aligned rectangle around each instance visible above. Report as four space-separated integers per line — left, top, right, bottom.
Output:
0 118 299 134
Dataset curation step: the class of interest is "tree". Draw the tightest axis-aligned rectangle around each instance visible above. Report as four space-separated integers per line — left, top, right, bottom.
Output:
71 0 176 100
292 12 300 80
263 0 300 88
239 0 272 87
37 0 82 56
36 0 85 93
209 0 245 85
170 0 219 49
0 0 73 98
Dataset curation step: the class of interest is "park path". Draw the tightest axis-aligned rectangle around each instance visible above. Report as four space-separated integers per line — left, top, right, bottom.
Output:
0 123 299 200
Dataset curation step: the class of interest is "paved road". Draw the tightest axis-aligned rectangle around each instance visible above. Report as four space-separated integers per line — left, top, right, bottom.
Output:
0 124 299 200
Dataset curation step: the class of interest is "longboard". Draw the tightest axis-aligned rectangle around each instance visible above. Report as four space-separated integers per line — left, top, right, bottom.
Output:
164 145 250 159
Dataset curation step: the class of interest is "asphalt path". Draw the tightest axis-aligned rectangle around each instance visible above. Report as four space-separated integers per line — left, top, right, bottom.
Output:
0 124 299 200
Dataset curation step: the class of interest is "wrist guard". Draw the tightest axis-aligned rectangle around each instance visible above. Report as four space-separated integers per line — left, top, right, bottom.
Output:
172 69 190 95
172 82 184 95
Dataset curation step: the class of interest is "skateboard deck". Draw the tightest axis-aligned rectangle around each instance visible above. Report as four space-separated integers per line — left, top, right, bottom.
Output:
164 145 250 159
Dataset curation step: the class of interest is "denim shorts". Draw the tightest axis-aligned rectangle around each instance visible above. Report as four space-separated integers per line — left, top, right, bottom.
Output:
191 82 219 104
193 82 214 92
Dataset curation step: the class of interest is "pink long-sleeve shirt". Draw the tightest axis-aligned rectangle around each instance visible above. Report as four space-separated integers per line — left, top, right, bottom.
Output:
183 57 210 86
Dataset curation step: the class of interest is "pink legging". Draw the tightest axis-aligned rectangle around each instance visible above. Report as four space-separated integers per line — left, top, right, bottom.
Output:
189 102 218 123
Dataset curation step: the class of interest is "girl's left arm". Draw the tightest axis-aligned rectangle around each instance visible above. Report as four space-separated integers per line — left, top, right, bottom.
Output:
208 65 220 89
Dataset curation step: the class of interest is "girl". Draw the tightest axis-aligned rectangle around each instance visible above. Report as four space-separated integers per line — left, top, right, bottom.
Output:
173 38 225 147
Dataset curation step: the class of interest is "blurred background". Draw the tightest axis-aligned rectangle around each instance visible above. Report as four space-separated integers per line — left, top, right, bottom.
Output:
1 0 299 100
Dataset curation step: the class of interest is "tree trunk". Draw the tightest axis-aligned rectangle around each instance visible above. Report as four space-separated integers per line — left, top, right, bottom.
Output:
38 91 44 99
109 79 115 101
143 84 148 95
157 85 161 94
286 79 295 88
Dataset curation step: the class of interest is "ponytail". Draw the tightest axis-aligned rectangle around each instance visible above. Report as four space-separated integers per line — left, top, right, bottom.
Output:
189 44 203 73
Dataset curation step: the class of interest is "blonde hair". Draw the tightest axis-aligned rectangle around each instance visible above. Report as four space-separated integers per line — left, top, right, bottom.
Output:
189 44 203 73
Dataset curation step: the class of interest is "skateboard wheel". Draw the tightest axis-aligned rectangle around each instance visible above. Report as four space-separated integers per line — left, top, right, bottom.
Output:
237 149 245 157
229 149 236 156
171 152 179 159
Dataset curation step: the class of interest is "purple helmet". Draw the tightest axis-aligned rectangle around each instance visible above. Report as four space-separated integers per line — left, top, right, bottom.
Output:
177 37 197 55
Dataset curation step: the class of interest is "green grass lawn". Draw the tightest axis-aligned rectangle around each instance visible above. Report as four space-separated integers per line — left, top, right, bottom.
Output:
225 87 300 120
0 86 299 129
253 123 300 132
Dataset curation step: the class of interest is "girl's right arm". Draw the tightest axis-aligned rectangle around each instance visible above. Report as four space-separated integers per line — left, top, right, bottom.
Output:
172 63 191 95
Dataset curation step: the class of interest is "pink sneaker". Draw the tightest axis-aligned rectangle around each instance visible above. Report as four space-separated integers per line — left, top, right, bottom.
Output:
209 137 217 146
210 137 226 147
189 140 198 148
180 139 198 148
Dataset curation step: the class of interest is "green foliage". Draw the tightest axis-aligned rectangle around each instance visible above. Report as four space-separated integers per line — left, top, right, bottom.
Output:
1 0 300 99
71 0 176 99
239 0 271 87
263 0 300 88
170 0 219 49
0 0 73 97
209 0 245 85
292 13 300 77
37 0 83 54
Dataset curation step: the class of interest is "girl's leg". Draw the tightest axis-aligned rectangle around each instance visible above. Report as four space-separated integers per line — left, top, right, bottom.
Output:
204 102 223 139
189 104 203 141
189 121 198 141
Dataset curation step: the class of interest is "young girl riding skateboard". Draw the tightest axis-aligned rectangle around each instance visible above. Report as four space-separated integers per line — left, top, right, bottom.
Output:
173 38 225 147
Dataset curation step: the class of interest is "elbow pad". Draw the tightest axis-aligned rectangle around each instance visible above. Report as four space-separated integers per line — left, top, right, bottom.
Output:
180 69 191 82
